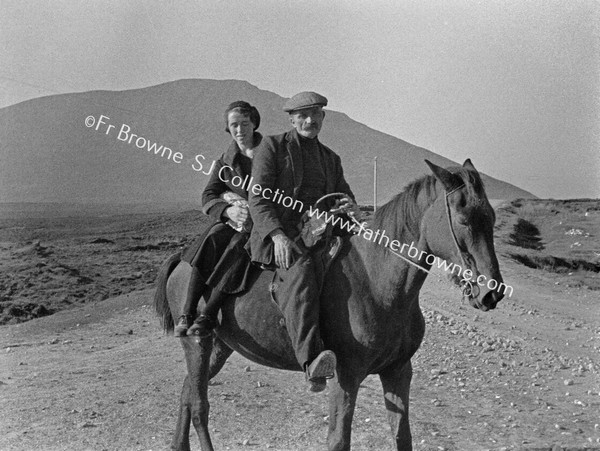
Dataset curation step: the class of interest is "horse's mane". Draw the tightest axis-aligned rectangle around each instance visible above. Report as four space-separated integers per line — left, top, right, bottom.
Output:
371 167 485 240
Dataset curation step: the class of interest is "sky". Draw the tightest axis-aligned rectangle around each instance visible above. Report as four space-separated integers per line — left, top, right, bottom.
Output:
1 0 599 199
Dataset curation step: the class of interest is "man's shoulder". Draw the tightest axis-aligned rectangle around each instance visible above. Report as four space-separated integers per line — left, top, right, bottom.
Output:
256 131 296 161
317 140 342 163
262 130 294 147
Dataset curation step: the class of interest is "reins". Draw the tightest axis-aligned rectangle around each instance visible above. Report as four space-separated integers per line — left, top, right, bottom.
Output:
327 187 479 299
317 193 435 274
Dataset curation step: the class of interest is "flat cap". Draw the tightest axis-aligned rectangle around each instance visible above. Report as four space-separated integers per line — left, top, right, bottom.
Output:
283 91 328 113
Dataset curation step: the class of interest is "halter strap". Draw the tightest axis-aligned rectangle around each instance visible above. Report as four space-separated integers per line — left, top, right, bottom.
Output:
445 183 465 197
344 184 476 290
444 184 466 256
445 185 480 299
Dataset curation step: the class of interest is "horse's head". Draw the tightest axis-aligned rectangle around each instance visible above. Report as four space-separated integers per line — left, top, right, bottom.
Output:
422 159 506 311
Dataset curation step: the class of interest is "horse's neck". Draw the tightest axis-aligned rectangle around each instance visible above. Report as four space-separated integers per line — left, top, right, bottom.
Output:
367 188 440 261
350 213 432 309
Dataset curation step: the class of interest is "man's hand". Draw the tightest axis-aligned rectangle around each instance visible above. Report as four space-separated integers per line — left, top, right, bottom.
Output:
271 230 302 269
225 205 249 226
331 197 362 221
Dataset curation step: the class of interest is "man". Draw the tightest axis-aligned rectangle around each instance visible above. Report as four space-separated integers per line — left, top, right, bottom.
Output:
247 91 358 391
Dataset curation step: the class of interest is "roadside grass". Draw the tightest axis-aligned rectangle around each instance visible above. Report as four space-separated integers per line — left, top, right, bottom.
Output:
497 198 600 291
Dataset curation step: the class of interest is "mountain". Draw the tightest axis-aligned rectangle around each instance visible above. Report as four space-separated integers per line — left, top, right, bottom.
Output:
0 79 534 206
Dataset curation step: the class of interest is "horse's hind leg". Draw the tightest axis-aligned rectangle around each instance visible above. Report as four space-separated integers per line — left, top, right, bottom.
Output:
172 375 193 451
379 360 413 451
172 336 233 450
177 334 216 451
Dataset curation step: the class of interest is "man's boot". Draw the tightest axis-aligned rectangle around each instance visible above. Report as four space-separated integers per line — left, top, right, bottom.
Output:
305 350 337 392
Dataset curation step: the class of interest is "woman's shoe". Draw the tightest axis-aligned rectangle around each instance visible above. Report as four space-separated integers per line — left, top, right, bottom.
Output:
174 315 193 337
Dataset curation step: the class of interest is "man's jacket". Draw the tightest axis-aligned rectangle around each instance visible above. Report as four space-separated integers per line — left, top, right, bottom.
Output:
246 129 355 266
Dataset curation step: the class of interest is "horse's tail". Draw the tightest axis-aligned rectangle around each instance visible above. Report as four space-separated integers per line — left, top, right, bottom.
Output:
153 251 181 334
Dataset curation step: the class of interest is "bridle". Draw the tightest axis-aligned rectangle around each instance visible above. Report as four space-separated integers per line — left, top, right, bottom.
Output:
444 184 480 300
320 189 480 300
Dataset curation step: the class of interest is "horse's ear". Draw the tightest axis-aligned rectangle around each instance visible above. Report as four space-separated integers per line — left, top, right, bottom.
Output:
463 159 477 171
425 159 460 191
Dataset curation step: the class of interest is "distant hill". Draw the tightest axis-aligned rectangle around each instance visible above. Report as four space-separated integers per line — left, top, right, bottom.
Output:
0 79 535 206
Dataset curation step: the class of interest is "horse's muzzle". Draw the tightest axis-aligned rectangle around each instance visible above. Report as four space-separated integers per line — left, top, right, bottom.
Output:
462 278 504 311
473 287 504 311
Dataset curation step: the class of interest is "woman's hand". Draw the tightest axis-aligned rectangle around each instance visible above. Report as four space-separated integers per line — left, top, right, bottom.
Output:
225 205 249 225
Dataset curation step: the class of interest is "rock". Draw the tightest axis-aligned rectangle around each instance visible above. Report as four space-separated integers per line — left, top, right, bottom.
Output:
244 366 251 372
564 379 574 386
90 238 115 244
78 421 97 428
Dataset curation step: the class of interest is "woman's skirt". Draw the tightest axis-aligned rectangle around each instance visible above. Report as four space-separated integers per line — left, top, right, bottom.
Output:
181 222 259 294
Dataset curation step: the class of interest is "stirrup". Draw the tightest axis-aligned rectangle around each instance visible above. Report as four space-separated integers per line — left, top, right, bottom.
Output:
306 350 337 381
186 314 217 337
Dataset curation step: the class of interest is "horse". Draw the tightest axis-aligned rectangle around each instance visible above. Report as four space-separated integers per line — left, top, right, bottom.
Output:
154 159 506 451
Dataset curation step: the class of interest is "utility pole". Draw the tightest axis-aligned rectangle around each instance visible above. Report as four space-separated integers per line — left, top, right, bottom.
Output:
373 157 378 212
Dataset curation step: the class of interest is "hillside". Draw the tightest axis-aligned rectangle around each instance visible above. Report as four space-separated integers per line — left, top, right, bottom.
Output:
0 79 535 205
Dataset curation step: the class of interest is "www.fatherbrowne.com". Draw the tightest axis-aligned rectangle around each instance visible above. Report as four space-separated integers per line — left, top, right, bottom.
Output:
215 165 513 298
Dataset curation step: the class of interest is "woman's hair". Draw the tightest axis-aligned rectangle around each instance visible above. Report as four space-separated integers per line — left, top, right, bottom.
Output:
224 101 261 132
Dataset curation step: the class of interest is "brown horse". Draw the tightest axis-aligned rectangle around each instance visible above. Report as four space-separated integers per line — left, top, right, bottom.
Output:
154 159 506 451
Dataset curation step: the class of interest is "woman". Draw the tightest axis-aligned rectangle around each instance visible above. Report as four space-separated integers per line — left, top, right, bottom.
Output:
175 101 261 336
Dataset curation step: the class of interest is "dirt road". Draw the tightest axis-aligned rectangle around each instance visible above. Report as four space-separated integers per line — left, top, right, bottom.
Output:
1 255 598 451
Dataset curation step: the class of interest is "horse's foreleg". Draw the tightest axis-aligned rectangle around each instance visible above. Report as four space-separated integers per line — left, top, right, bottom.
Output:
379 360 413 451
181 334 215 451
327 370 361 451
